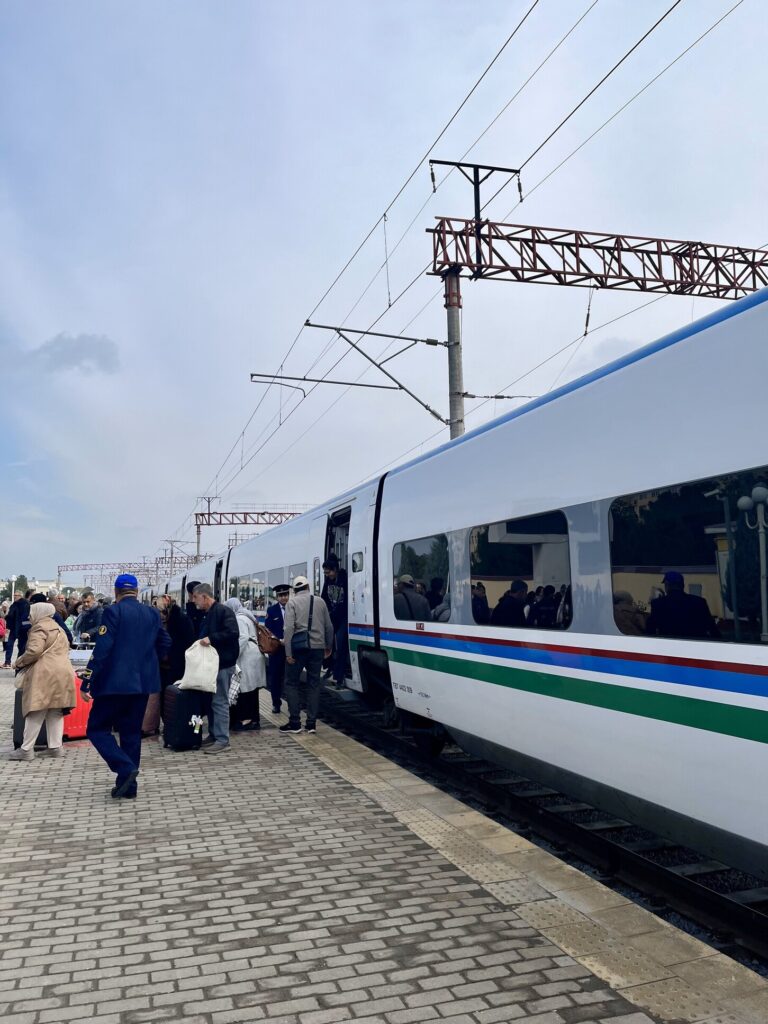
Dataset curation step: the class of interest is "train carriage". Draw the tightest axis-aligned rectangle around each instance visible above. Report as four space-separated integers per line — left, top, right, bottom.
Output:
168 287 768 878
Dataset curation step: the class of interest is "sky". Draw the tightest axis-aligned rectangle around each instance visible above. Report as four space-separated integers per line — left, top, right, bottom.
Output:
0 0 765 583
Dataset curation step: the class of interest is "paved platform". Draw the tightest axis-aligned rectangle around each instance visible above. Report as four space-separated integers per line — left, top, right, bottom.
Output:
0 681 766 1024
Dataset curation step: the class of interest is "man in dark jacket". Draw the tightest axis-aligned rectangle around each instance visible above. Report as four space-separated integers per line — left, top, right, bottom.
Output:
75 592 103 641
193 583 239 753
321 555 349 688
265 584 290 714
646 571 719 640
490 580 528 628
185 580 206 635
393 575 431 621
81 574 170 799
2 590 26 667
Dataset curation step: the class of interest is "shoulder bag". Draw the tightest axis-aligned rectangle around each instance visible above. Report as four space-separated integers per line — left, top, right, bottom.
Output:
290 597 314 651
256 621 280 656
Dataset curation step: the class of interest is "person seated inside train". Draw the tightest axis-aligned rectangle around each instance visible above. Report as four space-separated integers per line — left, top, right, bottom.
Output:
394 574 432 621
613 591 647 636
471 582 491 624
527 584 558 629
426 577 445 611
490 579 528 627
432 592 450 623
646 571 720 640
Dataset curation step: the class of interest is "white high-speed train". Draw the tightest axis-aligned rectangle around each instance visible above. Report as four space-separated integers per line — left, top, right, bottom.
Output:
147 288 768 879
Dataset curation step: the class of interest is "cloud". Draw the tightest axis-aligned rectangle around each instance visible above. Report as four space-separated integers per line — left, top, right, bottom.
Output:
0 331 120 377
27 332 120 375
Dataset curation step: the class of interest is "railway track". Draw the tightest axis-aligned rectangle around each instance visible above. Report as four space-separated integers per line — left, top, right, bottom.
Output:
320 689 768 967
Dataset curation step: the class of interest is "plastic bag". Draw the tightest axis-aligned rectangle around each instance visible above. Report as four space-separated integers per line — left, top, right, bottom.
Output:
177 640 219 693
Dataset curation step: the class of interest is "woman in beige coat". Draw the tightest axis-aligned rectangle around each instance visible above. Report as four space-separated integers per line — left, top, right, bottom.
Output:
9 602 77 761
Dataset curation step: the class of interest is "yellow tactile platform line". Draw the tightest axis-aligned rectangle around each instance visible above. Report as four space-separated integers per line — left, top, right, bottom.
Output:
269 704 768 1024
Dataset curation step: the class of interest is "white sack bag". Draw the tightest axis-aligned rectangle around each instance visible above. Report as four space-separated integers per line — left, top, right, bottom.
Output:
177 640 219 693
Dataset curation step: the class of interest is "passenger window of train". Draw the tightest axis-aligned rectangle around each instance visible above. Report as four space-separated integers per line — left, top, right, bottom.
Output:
352 551 364 573
469 511 572 629
313 557 321 595
252 572 266 612
393 534 449 621
238 575 251 605
267 568 286 606
610 465 768 644
289 562 307 588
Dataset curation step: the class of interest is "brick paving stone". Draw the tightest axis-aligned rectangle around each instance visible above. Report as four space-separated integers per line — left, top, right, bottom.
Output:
0 685 675 1024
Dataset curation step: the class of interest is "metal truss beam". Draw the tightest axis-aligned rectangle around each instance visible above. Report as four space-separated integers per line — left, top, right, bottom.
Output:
428 220 768 298
194 511 301 528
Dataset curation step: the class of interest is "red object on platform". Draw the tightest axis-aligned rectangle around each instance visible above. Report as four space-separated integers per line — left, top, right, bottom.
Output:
63 672 92 740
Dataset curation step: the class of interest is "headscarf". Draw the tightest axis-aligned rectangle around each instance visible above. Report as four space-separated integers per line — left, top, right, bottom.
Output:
225 597 258 627
30 602 56 624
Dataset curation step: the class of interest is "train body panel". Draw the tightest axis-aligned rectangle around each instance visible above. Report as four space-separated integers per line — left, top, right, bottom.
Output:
152 287 768 875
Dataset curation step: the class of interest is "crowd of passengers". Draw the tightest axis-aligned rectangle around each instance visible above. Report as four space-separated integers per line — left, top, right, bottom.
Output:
1 590 109 668
393 575 572 628
394 569 720 640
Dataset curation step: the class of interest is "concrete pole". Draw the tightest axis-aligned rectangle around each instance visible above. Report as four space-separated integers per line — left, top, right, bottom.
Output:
443 266 465 439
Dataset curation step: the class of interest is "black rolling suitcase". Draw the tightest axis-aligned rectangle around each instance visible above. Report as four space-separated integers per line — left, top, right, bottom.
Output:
162 684 207 751
13 690 47 749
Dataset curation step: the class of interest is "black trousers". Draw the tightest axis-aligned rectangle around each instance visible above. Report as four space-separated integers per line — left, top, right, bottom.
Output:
267 648 286 709
285 649 324 726
87 693 149 785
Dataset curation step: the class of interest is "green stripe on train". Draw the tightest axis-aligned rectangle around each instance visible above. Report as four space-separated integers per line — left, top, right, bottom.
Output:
351 639 768 745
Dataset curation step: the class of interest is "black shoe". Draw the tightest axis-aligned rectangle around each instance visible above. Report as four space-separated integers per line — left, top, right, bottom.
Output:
322 669 333 681
231 721 245 731
305 722 316 734
112 770 139 799
271 706 281 715
201 735 216 746
242 721 260 731
279 722 302 734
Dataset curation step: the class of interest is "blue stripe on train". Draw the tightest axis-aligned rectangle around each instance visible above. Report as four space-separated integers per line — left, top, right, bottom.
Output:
348 625 768 700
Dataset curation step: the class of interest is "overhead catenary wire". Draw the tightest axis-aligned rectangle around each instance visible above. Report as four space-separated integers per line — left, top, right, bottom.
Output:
184 1 544 525
175 1 747 541
214 0 747 508
481 0 686 212
497 0 746 222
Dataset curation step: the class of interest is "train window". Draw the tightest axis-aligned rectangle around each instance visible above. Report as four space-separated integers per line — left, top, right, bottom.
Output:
610 465 768 644
313 557 321 595
267 567 286 605
252 571 266 612
352 552 364 573
229 576 239 599
289 562 308 588
468 511 572 629
238 575 251 605
393 534 449 621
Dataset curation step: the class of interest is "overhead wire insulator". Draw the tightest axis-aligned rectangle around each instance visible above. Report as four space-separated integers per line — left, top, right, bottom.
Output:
584 287 595 336
430 163 437 193
517 173 524 203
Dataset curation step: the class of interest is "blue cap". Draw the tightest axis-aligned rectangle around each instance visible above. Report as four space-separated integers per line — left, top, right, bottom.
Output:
115 573 139 590
662 570 684 585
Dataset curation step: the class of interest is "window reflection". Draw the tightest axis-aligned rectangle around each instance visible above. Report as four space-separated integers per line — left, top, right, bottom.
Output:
610 466 768 643
393 535 449 621
469 511 572 630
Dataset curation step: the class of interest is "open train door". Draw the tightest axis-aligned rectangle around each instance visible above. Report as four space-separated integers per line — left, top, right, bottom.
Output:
309 515 328 595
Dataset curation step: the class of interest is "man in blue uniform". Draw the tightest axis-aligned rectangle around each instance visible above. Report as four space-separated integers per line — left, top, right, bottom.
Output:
80 574 170 799
265 583 290 714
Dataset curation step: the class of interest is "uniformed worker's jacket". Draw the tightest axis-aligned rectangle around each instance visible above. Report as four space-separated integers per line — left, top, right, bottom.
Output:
81 597 171 697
